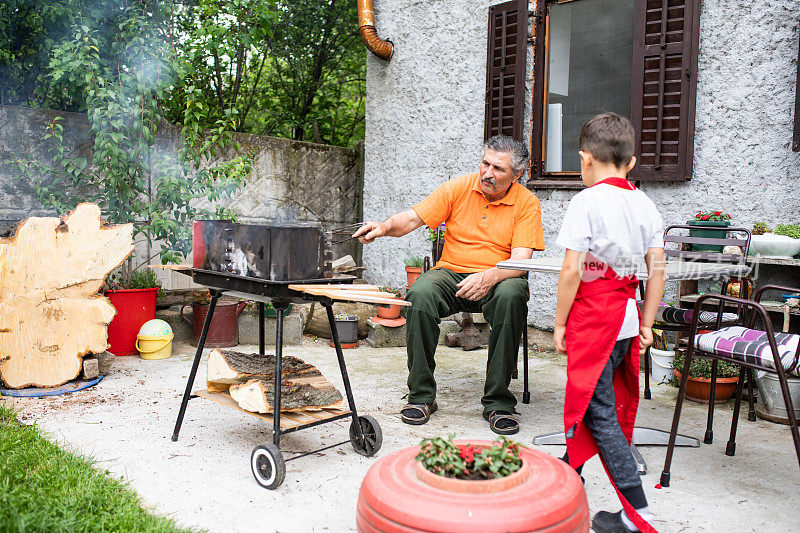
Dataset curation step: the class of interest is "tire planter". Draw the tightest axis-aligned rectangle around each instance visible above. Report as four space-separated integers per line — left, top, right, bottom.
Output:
674 370 739 404
105 288 158 356
180 299 247 348
357 440 589 533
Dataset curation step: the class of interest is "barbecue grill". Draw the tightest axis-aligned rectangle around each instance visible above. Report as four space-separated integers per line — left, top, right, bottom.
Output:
171 221 399 489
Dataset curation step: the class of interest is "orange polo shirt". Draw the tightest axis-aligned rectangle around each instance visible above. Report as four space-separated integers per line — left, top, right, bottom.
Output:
412 173 545 273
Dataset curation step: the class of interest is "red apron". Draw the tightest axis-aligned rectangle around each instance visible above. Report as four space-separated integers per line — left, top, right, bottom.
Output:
562 177 657 533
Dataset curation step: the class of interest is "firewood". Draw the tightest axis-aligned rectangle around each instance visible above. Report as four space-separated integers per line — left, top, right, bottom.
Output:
206 349 319 385
0 204 133 388
444 312 486 351
229 375 343 413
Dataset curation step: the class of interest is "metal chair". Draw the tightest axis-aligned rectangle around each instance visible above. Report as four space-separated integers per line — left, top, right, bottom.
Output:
659 284 800 486
422 231 530 404
640 225 752 410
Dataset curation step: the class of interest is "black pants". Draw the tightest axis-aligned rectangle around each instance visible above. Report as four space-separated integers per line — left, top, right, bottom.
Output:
571 338 647 509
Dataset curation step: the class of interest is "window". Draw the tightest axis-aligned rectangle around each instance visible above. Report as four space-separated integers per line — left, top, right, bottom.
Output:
528 0 701 188
484 0 529 142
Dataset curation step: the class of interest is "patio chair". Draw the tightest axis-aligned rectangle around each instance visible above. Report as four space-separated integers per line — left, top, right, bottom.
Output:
422 233 531 404
659 284 800 487
640 225 752 416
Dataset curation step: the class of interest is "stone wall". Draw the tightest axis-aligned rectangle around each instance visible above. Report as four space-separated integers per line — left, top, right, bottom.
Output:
363 0 800 328
0 105 363 287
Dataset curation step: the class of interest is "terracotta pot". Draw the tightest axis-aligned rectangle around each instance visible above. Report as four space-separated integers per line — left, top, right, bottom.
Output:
181 299 247 348
376 303 402 319
674 369 739 404
357 440 589 532
405 266 422 287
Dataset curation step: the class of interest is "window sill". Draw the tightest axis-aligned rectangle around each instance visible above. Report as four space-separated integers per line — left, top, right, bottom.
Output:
526 179 584 190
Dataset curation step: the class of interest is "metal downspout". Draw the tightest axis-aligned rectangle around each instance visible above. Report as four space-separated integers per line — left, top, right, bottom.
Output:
357 0 393 61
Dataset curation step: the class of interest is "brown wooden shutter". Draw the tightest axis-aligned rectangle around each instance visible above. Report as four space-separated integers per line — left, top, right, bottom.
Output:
484 0 528 142
630 0 701 181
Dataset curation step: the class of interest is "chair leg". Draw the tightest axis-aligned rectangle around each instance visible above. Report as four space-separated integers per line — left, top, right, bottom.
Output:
726 366 747 456
746 368 757 422
643 345 651 400
775 368 800 472
522 327 530 404
704 360 718 444
661 345 695 487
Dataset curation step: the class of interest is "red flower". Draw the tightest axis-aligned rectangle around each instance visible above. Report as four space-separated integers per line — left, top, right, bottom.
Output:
714 211 722 216
701 215 709 220
458 445 475 463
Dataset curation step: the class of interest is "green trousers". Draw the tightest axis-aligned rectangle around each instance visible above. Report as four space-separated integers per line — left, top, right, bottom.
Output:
405 267 529 415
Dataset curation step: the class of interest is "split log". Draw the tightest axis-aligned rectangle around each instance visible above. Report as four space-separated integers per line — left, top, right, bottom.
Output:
206 348 319 388
444 312 487 351
0 204 133 388
229 376 343 413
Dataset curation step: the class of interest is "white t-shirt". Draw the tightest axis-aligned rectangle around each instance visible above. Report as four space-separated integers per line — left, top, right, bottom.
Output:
556 182 664 340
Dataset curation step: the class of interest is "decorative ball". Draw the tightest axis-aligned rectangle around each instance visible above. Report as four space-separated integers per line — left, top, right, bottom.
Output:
138 319 173 337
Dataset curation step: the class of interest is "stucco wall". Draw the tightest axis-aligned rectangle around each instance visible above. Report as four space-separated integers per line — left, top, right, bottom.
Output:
363 0 800 329
0 106 363 286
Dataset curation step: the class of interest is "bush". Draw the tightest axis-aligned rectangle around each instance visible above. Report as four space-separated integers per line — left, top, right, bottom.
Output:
774 224 800 239
416 435 523 480
673 351 740 379
404 255 424 268
379 286 404 298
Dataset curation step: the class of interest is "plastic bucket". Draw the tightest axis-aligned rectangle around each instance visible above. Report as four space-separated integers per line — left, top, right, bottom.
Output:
650 347 675 383
136 334 174 360
106 288 158 356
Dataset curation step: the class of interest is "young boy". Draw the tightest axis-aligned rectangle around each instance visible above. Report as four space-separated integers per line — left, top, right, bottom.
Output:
553 113 666 533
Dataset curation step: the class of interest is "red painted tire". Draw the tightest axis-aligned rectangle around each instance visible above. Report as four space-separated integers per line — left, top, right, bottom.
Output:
357 441 589 533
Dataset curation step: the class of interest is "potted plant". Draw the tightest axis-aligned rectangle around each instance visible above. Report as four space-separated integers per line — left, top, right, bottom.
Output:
673 351 740 403
376 286 404 319
10 15 252 354
426 223 446 263
103 267 163 356
687 210 732 252
404 255 425 287
748 222 800 258
180 291 247 348
357 435 589 531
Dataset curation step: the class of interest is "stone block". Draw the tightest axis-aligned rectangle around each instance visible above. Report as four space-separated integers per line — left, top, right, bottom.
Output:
82 356 99 380
238 313 303 346
366 319 407 347
94 351 116 375
156 307 193 344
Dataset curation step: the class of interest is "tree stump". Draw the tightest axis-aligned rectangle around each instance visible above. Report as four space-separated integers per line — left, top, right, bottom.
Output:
444 312 487 351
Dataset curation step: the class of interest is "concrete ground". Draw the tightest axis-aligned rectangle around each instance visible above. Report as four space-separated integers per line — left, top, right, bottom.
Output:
4 336 799 532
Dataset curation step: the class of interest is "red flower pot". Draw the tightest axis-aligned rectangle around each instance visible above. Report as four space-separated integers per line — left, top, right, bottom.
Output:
105 288 158 356
181 299 247 348
674 370 740 404
357 440 589 532
376 303 402 319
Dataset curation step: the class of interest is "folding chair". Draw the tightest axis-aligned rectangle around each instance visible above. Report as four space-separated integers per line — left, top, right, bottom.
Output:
659 284 800 487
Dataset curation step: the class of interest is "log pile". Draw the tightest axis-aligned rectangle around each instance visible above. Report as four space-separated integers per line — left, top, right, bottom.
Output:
0 204 133 388
206 349 343 413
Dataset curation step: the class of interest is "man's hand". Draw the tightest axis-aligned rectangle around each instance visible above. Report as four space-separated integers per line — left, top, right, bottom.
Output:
554 325 567 354
455 270 496 301
638 326 654 356
352 221 386 244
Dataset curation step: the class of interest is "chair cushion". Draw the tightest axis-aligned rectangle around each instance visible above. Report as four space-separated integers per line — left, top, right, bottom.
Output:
651 303 739 326
694 326 800 376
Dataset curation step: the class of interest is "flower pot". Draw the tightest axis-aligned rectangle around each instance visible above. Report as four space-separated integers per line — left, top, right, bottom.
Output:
376 303 402 319
357 440 589 532
180 299 247 348
333 314 359 344
687 220 731 252
405 266 422 287
748 233 800 258
105 288 158 356
674 369 739 404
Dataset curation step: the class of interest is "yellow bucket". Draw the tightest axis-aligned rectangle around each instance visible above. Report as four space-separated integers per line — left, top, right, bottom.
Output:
136 333 174 360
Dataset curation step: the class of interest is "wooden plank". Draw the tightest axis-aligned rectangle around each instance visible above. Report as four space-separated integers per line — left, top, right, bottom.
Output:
300 288 401 299
303 289 411 306
149 264 191 271
289 284 380 291
194 389 347 430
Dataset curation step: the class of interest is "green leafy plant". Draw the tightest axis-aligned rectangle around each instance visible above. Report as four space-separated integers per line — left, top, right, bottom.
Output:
379 286 404 298
693 211 732 222
8 5 253 288
415 435 524 480
425 224 446 243
404 254 424 268
774 224 800 239
752 221 770 236
673 351 740 379
102 268 162 294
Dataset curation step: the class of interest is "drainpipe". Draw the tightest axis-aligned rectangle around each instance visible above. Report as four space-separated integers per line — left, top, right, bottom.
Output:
357 0 393 61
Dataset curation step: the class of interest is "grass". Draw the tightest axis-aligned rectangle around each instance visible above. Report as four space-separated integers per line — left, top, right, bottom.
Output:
0 403 193 533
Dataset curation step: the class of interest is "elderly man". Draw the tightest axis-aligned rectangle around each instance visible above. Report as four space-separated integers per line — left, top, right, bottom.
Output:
354 135 544 435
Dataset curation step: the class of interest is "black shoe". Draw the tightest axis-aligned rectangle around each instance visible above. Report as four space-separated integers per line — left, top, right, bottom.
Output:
483 410 519 435
401 401 438 425
591 511 630 533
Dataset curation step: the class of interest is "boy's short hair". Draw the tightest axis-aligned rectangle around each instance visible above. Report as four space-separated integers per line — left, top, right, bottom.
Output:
577 112 635 168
